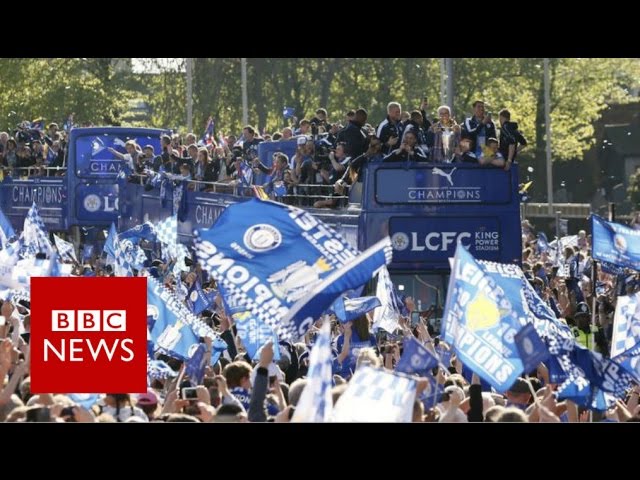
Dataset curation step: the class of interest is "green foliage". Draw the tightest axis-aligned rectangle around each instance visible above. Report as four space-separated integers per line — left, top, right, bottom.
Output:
0 58 638 163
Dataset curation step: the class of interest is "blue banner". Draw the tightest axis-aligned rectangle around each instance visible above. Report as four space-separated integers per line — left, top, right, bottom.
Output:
390 216 501 264
441 244 524 392
74 133 162 178
75 184 121 222
375 165 513 205
194 199 392 341
330 295 381 323
592 215 640 271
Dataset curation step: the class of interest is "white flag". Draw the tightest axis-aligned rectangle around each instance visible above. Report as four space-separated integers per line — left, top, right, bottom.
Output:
331 367 416 422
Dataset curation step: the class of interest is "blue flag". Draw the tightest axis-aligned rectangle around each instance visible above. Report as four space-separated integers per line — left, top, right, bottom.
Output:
330 295 381 323
514 323 550 373
82 244 94 263
435 344 453 369
148 360 178 380
537 232 549 253
185 343 208 385
396 337 438 376
186 279 216 315
441 244 524 392
194 199 392 341
103 222 117 260
201 117 215 145
234 311 281 361
283 107 296 119
592 214 640 270
148 276 201 361
119 222 156 244
0 207 16 248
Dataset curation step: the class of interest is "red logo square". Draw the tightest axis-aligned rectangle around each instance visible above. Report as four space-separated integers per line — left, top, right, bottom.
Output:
30 277 147 394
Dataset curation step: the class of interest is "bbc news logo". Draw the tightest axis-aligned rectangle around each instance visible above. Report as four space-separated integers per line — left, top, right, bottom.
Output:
45 311 134 362
31 277 147 393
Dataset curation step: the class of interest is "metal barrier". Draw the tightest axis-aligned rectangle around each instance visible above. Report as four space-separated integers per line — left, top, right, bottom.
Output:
522 202 592 218
138 176 350 206
2 166 67 178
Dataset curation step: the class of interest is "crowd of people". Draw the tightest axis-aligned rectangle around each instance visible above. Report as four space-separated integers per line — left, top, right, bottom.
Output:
0 210 639 423
4 102 639 423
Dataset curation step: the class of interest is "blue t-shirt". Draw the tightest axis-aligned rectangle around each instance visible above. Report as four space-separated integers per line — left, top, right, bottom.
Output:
336 330 377 378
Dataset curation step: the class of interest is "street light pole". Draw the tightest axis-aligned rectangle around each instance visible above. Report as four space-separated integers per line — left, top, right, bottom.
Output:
445 58 455 114
241 58 248 127
544 58 553 215
186 57 193 133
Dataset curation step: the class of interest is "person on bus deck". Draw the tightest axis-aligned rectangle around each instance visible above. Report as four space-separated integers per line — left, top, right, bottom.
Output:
462 100 497 157
377 102 404 155
402 110 430 152
242 125 263 161
336 108 368 158
480 138 506 168
175 144 197 175
427 105 461 162
44 123 58 145
16 144 34 170
454 138 479 164
108 140 139 173
152 135 172 172
382 130 428 163
336 135 383 186
498 109 527 171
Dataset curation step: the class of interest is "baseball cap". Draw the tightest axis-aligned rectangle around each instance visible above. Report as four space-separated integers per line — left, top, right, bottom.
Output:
296 136 309 146
143 144 154 151
136 391 159 406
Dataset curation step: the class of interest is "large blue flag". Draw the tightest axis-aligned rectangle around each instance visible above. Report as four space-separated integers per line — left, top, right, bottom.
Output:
441 244 525 392
330 295 381 323
592 215 640 270
194 199 392 341
0 207 16 248
148 276 201 361
186 279 216 315
396 337 438 376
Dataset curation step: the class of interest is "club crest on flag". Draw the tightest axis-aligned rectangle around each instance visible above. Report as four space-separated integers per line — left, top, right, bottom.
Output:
243 224 282 252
